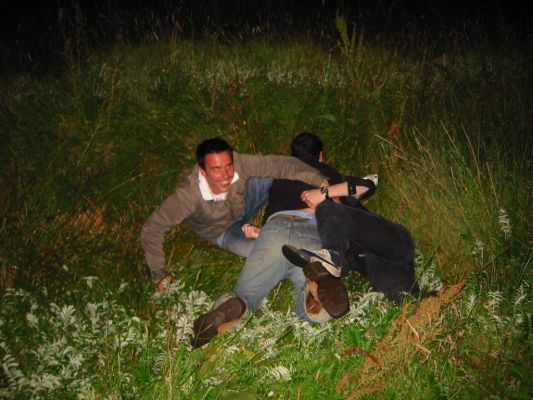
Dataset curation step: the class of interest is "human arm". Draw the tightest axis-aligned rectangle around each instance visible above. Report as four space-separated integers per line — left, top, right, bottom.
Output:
235 153 326 187
300 175 377 208
140 185 197 286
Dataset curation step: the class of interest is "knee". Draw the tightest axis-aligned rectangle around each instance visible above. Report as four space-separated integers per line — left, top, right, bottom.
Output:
234 285 260 312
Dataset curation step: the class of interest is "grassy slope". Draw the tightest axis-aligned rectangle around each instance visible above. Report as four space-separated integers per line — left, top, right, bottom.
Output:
0 36 531 398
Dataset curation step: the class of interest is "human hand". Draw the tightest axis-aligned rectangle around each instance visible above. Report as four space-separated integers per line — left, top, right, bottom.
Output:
155 274 176 292
300 188 326 208
241 223 260 239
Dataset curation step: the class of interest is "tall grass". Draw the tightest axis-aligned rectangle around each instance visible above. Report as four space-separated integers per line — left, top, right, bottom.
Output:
0 26 531 398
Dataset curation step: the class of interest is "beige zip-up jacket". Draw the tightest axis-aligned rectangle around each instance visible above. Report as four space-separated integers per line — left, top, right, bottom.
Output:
141 152 325 282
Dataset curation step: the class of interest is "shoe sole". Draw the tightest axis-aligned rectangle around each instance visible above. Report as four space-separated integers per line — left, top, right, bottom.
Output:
282 245 341 277
303 262 349 318
192 297 247 348
282 245 309 268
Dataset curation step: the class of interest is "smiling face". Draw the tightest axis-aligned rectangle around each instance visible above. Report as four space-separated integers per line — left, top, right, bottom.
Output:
199 151 235 194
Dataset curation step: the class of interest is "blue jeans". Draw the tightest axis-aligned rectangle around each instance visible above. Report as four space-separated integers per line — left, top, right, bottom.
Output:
214 177 273 258
234 217 322 320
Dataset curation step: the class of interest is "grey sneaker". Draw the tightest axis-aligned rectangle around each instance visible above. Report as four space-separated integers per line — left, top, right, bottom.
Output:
364 174 379 186
351 174 379 201
282 245 341 278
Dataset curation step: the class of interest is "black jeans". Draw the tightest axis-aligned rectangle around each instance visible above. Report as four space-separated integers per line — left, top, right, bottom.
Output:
315 201 418 303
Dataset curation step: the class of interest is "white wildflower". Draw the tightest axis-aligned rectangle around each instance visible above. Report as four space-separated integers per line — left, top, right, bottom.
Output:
418 265 443 292
203 376 223 387
465 293 477 315
498 208 512 239
511 282 530 333
265 365 291 382
58 305 77 325
483 291 506 329
513 282 528 309
343 291 386 327
414 250 443 292
26 312 38 327
27 371 62 391
83 276 98 289
152 352 166 374
224 345 241 356
69 352 85 370
174 314 193 345
86 303 100 327
485 291 503 314
1 353 28 389
118 281 129 293
471 240 485 258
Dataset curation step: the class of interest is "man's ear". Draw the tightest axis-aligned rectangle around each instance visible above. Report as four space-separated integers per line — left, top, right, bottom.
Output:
199 166 207 177
318 151 325 163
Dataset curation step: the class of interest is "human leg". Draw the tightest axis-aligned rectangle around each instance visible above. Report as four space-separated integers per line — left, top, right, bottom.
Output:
192 293 248 348
285 201 417 302
234 217 322 319
214 177 273 257
192 219 315 347
363 256 417 303
316 201 414 266
300 261 349 318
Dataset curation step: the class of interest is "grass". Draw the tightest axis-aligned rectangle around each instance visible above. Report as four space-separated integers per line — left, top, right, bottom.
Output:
0 23 531 399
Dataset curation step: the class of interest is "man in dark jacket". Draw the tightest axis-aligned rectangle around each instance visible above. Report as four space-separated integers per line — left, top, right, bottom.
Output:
282 133 419 304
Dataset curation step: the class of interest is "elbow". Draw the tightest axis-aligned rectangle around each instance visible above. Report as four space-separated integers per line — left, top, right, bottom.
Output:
140 221 152 250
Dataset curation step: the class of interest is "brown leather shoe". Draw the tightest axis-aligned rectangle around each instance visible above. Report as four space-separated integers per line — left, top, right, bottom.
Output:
192 296 247 348
303 261 349 318
305 289 323 315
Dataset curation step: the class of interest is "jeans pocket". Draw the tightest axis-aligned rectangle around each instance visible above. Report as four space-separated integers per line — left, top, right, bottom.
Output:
246 225 282 265
293 222 320 247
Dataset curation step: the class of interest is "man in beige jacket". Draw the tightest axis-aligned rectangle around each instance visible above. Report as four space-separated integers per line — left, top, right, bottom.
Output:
141 137 325 290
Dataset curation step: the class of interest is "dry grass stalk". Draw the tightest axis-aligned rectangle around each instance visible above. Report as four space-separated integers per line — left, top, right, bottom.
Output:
337 281 466 398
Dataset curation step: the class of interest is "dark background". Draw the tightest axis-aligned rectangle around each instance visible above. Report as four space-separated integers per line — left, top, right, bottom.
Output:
1 0 531 73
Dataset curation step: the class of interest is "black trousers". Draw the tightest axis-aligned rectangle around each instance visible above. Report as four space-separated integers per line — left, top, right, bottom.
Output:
315 201 418 303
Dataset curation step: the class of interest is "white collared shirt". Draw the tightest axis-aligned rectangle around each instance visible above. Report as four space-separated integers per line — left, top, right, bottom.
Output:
198 171 240 201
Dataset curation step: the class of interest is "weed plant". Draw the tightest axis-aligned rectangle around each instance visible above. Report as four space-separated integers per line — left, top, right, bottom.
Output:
0 21 531 399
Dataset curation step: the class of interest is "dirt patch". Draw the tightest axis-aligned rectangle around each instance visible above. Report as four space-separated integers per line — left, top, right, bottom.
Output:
62 206 107 236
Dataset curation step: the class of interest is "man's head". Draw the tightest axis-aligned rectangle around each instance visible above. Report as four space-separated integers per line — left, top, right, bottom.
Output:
196 138 235 194
291 132 324 163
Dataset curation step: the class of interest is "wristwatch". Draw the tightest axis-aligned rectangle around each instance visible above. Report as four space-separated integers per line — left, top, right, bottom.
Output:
320 186 330 199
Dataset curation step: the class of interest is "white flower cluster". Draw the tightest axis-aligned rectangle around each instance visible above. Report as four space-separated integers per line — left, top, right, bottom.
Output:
0 277 151 399
471 239 486 259
498 208 512 239
340 290 388 328
182 58 346 93
461 282 531 337
150 282 211 348
414 250 444 292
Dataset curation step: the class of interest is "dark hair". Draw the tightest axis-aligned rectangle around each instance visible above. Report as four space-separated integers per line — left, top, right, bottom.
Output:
291 132 323 162
196 138 234 168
